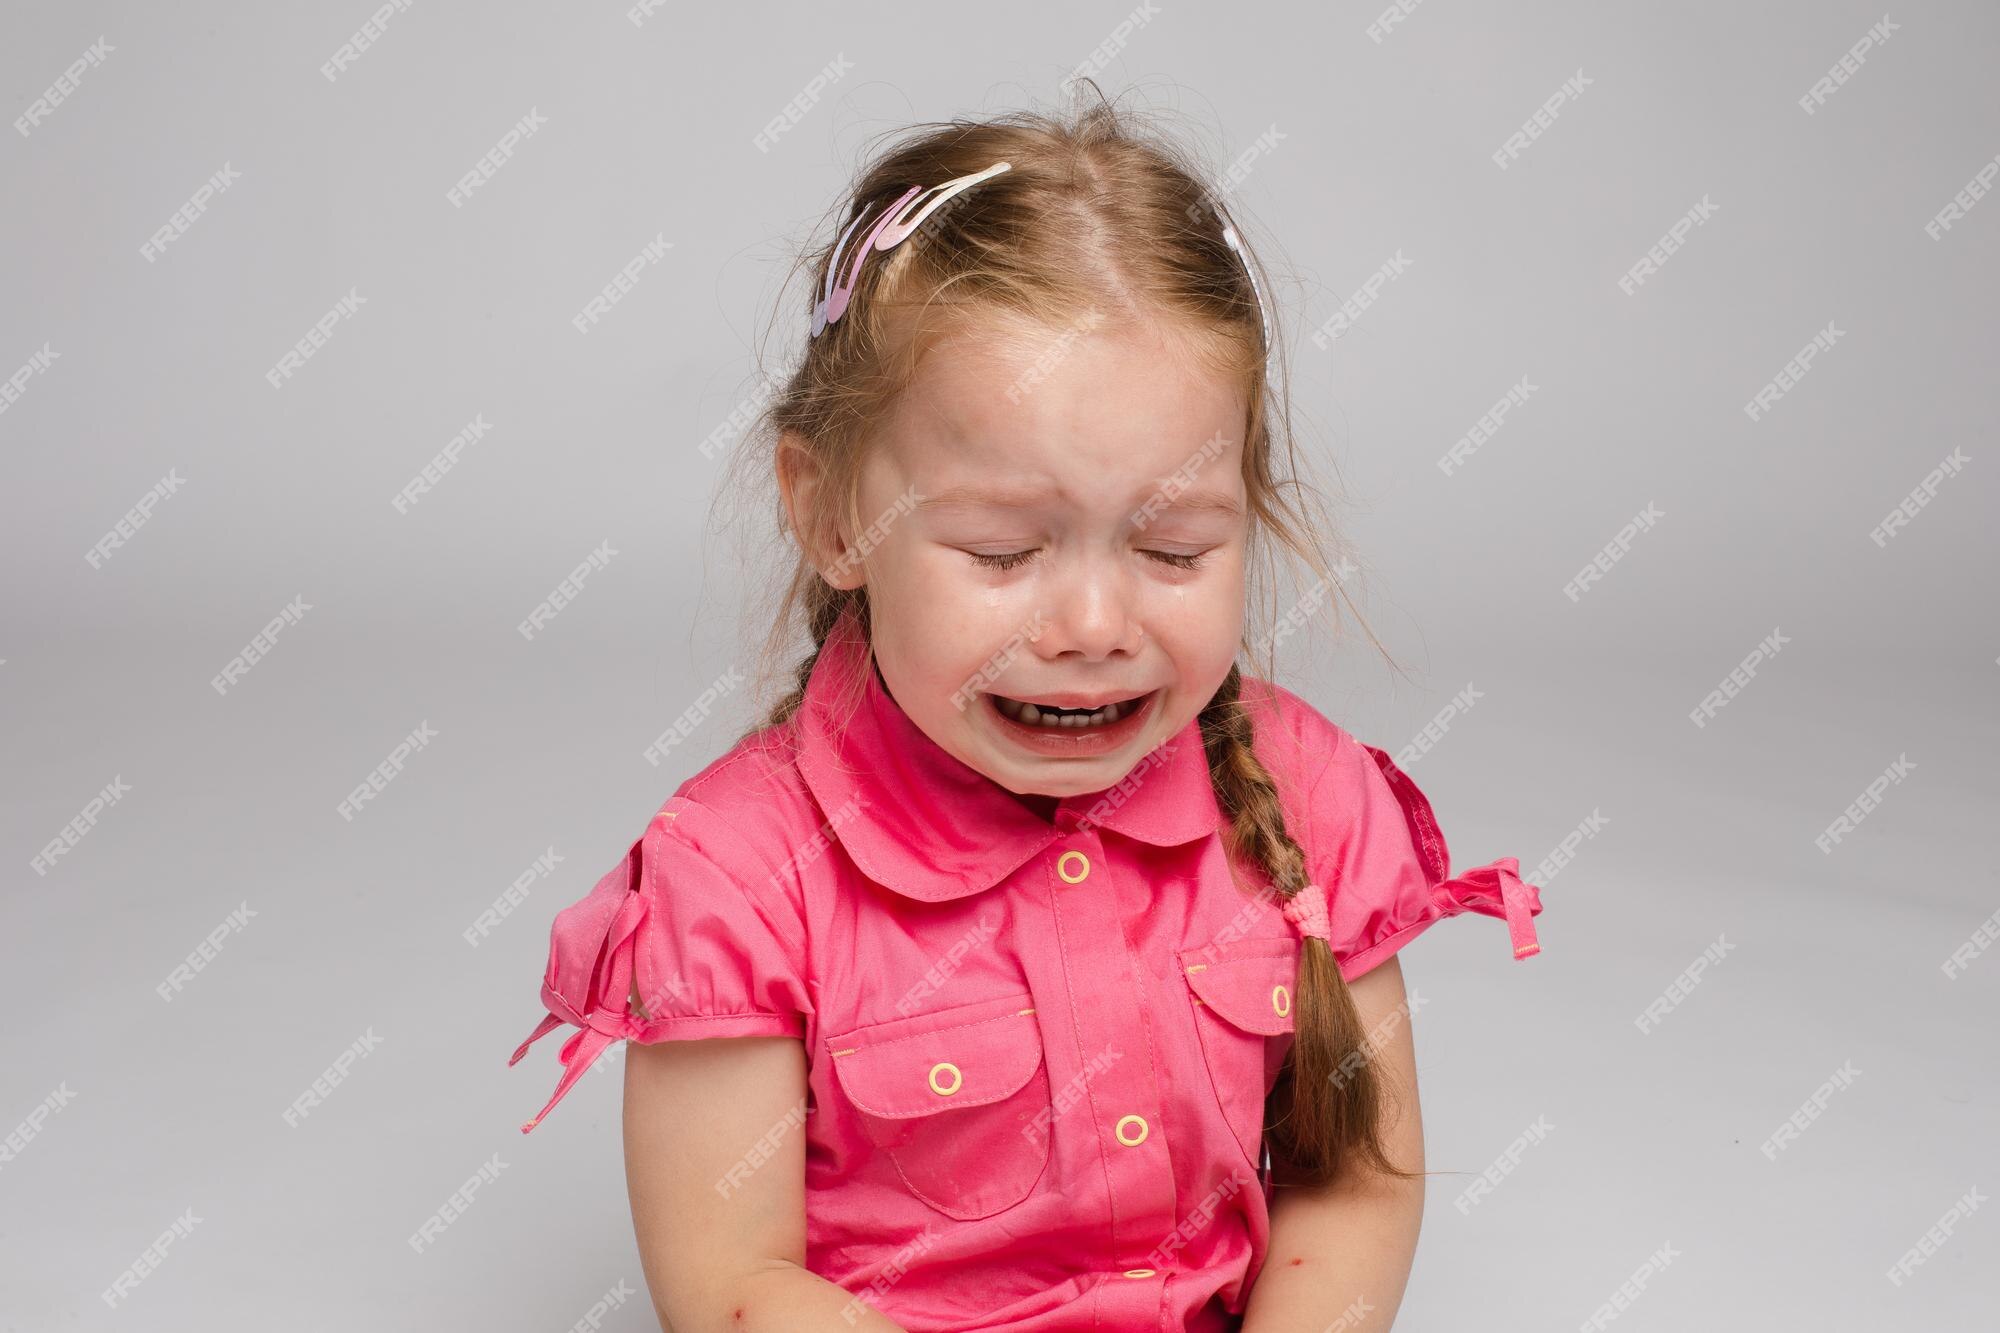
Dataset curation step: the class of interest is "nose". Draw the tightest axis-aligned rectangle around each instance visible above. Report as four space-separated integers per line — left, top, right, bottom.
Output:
1032 552 1144 662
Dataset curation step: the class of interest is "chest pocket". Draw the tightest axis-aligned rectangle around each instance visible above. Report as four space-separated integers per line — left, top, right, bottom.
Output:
826 990 1052 1221
1179 936 1299 1169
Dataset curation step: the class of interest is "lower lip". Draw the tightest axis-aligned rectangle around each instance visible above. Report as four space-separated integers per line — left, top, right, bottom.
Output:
984 689 1160 757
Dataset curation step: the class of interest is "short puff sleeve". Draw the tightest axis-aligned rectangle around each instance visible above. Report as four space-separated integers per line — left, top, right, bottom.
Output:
509 795 811 1133
1302 724 1544 982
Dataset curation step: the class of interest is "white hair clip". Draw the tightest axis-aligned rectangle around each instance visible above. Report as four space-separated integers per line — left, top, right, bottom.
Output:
1214 205 1273 369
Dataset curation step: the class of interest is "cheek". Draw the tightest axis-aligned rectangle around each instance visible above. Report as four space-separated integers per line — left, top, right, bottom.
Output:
1151 555 1244 621
869 569 1010 692
907 552 1045 635
1148 565 1245 670
868 543 985 636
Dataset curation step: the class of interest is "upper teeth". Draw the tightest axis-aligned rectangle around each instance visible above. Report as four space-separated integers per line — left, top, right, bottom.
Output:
993 695 1135 727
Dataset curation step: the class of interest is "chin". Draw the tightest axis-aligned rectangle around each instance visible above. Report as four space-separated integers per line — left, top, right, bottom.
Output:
990 750 1139 798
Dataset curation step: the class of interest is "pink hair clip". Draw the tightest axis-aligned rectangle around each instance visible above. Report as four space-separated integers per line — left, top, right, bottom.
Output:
811 160 1013 337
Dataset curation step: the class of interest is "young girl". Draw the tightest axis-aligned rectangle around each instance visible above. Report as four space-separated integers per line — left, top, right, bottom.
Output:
509 97 1546 1332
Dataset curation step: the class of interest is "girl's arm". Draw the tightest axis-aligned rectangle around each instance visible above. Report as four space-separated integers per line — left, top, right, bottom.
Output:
623 1035 909 1333
1240 956 1427 1332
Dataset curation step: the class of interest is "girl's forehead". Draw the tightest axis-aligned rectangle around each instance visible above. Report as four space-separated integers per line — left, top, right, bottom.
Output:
875 319 1250 494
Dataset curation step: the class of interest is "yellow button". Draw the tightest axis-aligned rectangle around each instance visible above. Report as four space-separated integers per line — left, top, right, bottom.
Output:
1123 1268 1156 1278
928 1062 962 1096
1056 849 1090 883
1115 1114 1148 1146
1272 983 1290 1017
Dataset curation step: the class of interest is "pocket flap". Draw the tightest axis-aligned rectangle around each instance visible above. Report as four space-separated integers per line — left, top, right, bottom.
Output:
1179 937 1299 1036
828 992 1044 1120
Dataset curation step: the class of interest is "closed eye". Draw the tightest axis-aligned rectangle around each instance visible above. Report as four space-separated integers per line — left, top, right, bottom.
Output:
967 549 1211 571
970 549 1041 571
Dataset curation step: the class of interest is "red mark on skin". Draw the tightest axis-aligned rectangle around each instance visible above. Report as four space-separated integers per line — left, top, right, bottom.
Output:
1288 1257 1304 1266
731 1308 746 1324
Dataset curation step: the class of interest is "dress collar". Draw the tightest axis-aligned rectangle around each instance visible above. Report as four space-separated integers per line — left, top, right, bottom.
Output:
794 606 1225 903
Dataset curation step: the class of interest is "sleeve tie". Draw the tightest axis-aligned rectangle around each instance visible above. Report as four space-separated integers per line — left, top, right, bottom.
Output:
1435 855 1542 961
508 885 650 1133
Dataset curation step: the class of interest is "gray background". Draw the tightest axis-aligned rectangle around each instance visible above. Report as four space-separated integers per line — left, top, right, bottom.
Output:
4 0 1996 1329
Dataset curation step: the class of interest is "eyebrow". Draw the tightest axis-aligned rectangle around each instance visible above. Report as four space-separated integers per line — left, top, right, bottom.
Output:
914 483 1244 519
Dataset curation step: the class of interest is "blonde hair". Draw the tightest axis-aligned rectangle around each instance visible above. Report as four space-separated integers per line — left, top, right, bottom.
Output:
713 84 1412 1188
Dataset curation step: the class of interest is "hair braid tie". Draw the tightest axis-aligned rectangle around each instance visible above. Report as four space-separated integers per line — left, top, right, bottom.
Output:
1280 882 1332 943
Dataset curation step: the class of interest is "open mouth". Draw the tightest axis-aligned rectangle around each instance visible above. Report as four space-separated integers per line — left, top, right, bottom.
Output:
986 689 1156 730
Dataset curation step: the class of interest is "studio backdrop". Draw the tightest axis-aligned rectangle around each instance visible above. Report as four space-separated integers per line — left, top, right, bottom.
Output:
3 1 1995 1328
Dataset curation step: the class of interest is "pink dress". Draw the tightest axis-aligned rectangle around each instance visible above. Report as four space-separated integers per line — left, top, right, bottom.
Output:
510 606 1544 1330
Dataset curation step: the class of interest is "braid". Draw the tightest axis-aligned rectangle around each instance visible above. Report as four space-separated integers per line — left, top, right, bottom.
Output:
763 588 869 730
1197 664 1418 1188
